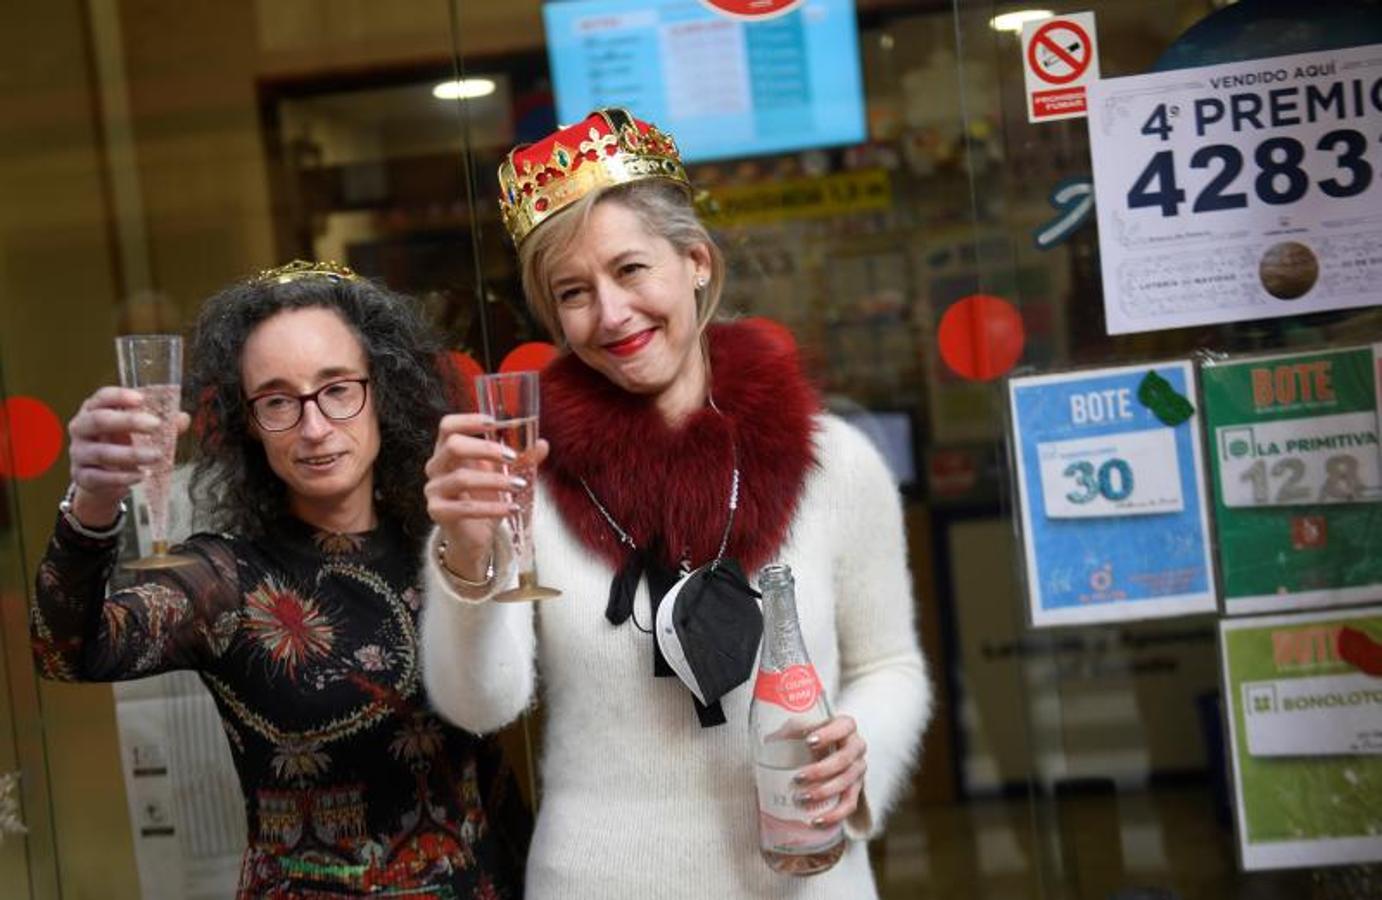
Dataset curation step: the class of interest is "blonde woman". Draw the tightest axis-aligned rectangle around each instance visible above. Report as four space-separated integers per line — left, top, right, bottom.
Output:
421 109 930 898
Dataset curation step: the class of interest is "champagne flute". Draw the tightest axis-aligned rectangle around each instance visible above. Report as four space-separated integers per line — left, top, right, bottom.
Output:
475 371 561 602
116 334 192 570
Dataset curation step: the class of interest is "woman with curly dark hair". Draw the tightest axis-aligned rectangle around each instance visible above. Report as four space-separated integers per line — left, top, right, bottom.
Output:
30 262 528 899
185 264 442 544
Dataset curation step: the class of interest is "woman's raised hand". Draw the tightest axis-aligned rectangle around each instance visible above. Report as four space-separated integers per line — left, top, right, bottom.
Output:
425 413 548 581
67 386 191 527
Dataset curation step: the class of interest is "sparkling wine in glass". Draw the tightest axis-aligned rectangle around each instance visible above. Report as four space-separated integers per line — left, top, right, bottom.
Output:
475 371 560 602
116 334 193 569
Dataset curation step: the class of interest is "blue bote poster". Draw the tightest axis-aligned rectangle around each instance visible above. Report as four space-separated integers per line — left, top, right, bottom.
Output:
1008 360 1218 627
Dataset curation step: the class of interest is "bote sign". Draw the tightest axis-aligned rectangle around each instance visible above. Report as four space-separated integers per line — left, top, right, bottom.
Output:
701 0 803 18
1021 12 1101 123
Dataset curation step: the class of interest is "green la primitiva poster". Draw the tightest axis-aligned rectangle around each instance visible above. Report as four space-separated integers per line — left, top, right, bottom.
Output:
1201 346 1382 614
1220 607 1382 870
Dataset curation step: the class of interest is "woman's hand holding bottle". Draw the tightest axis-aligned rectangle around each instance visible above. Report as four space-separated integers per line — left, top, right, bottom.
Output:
795 714 868 827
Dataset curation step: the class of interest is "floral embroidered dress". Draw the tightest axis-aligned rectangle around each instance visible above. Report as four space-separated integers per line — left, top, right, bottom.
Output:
31 513 526 899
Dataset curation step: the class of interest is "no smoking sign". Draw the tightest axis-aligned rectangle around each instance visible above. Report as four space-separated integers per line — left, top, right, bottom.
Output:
1021 12 1100 123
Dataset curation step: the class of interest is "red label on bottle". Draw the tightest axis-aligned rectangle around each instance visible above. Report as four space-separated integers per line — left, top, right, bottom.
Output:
753 664 822 712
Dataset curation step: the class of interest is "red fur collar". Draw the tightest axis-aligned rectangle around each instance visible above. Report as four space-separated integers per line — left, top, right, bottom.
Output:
541 321 820 572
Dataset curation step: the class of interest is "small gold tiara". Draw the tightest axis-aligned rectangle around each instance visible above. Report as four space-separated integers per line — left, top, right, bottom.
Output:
253 259 361 285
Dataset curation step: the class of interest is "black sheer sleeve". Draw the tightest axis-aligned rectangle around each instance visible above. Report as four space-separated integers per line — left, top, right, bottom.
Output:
31 513 242 681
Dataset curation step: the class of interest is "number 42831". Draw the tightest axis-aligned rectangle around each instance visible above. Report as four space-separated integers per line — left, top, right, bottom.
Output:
1126 105 1375 217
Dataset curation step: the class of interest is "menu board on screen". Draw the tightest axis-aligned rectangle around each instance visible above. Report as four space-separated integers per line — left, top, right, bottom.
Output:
542 0 865 163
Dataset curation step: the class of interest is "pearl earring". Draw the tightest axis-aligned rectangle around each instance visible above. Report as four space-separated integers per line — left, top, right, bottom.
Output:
695 275 708 290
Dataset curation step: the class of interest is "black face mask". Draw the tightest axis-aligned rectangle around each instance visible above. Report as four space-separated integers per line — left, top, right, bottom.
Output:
606 550 762 728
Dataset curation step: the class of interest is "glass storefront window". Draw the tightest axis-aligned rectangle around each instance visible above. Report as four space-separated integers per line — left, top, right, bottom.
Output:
2 0 1379 897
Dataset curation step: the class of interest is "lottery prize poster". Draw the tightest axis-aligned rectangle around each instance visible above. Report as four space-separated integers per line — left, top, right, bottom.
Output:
1219 606 1382 870
1008 360 1217 628
1087 42 1382 335
1202 346 1382 615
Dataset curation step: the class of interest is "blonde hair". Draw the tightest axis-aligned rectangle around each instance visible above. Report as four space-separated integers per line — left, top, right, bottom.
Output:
517 180 725 343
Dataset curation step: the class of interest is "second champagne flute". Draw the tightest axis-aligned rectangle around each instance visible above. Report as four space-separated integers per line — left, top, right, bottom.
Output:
475 371 561 602
115 333 193 569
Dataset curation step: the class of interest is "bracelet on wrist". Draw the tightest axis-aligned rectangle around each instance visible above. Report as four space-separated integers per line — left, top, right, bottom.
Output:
436 538 495 588
58 484 127 540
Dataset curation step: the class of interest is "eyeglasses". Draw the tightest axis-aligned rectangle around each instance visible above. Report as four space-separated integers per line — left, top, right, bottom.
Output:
247 378 369 432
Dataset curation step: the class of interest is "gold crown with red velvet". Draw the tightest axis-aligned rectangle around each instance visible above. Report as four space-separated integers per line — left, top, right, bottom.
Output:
498 107 691 246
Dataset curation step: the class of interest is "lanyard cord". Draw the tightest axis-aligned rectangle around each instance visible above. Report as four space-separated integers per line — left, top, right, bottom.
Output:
579 437 740 572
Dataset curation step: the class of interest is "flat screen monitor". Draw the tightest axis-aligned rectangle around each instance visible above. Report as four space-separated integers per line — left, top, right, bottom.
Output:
838 409 917 489
542 0 866 163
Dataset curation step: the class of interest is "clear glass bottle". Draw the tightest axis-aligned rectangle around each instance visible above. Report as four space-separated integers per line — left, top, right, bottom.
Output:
749 563 845 876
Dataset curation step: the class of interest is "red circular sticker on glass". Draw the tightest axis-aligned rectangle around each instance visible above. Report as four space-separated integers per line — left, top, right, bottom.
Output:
701 0 803 19
0 396 64 480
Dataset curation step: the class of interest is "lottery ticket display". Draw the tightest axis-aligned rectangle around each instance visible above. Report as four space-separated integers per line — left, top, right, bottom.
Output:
1220 606 1382 870
1202 346 1382 614
1087 42 1382 335
1009 360 1217 627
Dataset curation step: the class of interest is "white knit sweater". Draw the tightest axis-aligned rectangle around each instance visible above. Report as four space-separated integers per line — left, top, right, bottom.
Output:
421 415 932 899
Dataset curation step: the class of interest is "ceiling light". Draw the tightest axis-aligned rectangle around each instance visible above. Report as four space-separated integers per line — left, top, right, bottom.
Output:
432 78 496 101
990 9 1053 32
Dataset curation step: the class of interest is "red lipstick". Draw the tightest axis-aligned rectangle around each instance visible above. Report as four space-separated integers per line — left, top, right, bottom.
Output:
604 329 654 357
